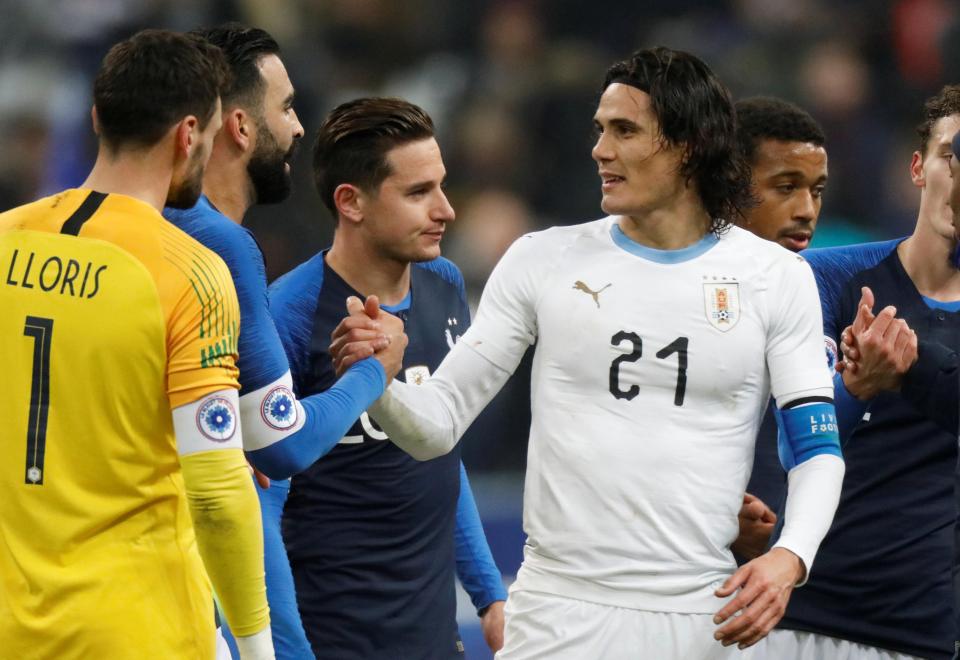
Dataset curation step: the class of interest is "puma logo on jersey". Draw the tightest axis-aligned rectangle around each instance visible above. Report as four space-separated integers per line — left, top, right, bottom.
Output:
573 280 611 308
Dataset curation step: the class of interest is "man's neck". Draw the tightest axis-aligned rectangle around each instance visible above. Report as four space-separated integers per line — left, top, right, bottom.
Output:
81 146 173 213
326 231 411 307
617 198 712 250
899 218 960 300
202 157 252 224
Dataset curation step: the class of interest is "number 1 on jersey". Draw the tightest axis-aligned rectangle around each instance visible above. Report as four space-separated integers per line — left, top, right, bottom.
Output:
23 316 53 485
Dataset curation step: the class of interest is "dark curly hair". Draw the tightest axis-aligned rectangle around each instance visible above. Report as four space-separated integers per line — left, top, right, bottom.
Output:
735 97 825 164
601 47 754 234
917 84 960 156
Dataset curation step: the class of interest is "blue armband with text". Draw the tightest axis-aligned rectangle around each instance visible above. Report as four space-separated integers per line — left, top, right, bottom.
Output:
775 402 843 472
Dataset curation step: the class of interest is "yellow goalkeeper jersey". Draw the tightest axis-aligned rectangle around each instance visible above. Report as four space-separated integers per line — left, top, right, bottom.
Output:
0 189 240 659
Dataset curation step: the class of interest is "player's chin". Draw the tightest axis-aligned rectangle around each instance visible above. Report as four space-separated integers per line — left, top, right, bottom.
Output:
410 243 442 263
599 194 630 216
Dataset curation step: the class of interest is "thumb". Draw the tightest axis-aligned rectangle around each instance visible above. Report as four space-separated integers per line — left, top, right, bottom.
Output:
852 290 872 335
365 294 381 320
715 564 749 597
346 295 365 316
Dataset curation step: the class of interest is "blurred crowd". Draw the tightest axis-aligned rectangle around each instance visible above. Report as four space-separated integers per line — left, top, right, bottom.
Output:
2 0 959 471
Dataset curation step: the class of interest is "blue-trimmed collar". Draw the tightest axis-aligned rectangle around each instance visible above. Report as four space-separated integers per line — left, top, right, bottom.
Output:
610 221 718 264
921 295 960 313
381 290 412 313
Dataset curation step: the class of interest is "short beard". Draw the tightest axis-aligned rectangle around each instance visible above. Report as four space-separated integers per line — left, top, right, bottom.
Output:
165 152 205 209
247 115 295 204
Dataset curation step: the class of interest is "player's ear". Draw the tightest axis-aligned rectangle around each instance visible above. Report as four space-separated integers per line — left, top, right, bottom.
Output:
910 150 925 188
224 107 250 152
90 106 101 136
173 115 199 161
333 183 364 225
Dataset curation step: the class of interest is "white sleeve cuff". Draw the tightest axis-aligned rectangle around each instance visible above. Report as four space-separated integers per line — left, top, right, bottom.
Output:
771 453 845 585
234 626 275 660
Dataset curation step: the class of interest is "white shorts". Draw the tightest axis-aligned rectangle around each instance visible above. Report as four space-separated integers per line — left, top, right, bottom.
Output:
496 589 753 660
752 629 924 660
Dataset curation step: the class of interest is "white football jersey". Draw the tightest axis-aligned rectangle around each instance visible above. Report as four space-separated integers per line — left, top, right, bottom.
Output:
462 217 832 613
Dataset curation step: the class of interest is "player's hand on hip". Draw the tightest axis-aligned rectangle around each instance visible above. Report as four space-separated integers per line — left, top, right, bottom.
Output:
842 288 918 399
480 600 505 653
247 461 270 489
330 295 391 376
712 546 803 649
730 493 776 560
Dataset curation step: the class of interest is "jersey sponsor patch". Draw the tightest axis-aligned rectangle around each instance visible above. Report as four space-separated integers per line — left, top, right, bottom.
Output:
260 385 298 430
824 336 839 371
404 365 431 386
703 278 740 331
196 396 237 442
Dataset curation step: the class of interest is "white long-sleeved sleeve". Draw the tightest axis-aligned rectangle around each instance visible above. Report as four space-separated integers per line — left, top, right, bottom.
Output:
371 230 556 459
369 340 513 460
773 453 845 582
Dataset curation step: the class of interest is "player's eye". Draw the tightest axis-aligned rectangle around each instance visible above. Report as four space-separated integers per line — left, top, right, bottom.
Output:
812 186 825 198
776 184 796 195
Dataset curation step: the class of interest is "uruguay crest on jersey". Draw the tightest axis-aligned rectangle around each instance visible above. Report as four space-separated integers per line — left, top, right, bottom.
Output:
703 278 740 331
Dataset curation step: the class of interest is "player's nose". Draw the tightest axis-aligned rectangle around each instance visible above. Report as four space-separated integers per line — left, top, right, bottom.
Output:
291 108 305 139
592 132 614 163
793 190 817 221
433 189 455 223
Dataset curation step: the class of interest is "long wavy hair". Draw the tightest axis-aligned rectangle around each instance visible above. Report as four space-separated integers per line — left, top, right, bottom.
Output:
602 47 755 233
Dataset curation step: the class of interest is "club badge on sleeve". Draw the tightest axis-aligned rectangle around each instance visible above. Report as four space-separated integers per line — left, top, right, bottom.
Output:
703 277 740 332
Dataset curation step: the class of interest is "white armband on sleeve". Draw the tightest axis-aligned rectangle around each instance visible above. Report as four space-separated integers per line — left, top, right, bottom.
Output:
238 371 306 451
771 453 845 584
369 341 512 461
234 627 275 660
172 388 244 456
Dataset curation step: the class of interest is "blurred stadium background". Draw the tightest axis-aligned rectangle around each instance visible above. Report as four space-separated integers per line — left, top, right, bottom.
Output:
2 0 958 656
